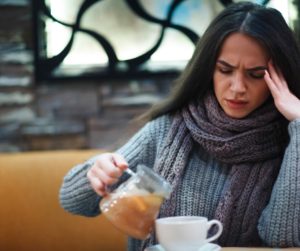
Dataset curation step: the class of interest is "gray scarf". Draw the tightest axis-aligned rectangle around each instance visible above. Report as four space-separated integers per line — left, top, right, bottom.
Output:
141 89 288 249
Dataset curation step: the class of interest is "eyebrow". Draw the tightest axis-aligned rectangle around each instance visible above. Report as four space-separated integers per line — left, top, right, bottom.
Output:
217 60 267 71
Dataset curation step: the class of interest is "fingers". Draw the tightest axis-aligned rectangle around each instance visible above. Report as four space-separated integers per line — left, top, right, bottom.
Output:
100 154 124 179
87 153 129 197
268 61 281 87
265 61 300 121
276 65 285 83
92 165 119 184
268 61 288 91
277 69 289 91
264 69 280 100
88 174 107 197
110 154 129 170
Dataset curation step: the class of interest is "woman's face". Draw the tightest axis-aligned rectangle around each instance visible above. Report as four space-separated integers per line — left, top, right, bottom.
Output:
213 33 270 118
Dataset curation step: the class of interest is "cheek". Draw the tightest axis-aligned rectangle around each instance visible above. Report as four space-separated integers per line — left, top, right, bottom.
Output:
213 73 221 100
213 72 228 96
251 81 271 105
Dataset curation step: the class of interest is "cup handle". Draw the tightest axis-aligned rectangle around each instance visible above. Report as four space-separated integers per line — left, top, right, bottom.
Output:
206 220 223 243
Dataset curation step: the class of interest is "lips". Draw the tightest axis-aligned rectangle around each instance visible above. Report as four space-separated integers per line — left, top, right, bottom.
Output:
226 99 248 109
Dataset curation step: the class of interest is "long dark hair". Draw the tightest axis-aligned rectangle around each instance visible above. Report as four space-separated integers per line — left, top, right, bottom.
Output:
142 1 300 121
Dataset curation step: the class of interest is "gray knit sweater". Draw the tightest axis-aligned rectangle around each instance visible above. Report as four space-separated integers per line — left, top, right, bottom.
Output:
59 115 300 250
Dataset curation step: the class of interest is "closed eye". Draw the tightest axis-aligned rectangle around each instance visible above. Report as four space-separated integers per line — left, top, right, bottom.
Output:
250 73 264 79
219 69 232 74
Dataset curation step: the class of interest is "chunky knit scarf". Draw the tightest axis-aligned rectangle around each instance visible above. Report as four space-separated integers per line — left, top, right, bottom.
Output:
141 89 289 250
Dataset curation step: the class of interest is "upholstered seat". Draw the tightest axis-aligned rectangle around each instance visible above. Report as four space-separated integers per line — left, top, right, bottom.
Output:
0 150 127 251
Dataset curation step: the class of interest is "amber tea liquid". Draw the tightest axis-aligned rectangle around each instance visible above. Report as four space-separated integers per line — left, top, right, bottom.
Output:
100 192 163 239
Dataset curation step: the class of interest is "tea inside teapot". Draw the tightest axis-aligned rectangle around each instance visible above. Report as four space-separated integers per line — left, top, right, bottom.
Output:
99 165 172 239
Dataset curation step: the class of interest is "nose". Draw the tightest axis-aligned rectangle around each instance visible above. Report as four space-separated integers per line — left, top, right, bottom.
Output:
230 73 247 94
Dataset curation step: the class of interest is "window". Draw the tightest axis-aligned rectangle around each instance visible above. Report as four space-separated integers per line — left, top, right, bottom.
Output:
32 0 290 82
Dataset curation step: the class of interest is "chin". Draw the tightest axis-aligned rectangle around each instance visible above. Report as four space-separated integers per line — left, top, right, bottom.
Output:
224 109 249 119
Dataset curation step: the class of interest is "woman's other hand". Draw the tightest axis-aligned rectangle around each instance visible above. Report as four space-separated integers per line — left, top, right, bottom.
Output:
87 153 129 197
264 61 300 121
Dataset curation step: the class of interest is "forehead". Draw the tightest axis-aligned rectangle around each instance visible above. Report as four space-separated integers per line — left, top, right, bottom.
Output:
218 33 269 64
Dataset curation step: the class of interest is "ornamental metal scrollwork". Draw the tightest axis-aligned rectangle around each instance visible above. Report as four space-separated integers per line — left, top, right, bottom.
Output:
32 0 271 82
219 0 270 7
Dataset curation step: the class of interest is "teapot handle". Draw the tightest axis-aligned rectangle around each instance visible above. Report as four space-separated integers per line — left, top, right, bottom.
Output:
105 184 111 194
104 168 134 195
125 168 135 176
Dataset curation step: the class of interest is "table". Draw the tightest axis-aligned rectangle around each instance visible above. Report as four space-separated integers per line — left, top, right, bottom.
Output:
221 249 300 251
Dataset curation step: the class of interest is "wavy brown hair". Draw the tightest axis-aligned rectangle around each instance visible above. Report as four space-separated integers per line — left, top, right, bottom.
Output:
141 1 300 121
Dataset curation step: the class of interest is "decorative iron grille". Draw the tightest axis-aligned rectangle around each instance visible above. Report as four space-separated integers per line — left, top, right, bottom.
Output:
32 0 273 83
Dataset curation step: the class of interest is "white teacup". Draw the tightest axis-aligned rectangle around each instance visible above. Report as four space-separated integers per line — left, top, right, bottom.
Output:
155 216 223 251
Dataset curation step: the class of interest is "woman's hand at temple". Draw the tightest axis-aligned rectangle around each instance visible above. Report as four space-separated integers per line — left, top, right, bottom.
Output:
264 61 300 121
87 153 129 197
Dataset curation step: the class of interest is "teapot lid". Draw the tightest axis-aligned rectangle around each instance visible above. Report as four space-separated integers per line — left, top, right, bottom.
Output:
135 164 173 199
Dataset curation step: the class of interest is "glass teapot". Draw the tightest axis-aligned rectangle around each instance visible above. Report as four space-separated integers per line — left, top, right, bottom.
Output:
99 164 172 240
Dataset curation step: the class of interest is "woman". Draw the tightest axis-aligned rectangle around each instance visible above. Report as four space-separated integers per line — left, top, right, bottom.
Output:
60 2 300 250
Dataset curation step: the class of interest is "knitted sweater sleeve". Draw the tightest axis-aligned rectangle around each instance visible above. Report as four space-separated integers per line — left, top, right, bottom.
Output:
59 115 171 217
258 118 300 247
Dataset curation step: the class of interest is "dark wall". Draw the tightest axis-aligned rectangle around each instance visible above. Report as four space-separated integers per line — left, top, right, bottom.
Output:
0 0 173 152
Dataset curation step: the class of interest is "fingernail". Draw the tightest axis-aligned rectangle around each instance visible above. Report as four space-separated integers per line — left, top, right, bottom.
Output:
265 70 269 77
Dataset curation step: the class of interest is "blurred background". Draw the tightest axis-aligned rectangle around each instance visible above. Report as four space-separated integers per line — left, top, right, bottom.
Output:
0 0 298 153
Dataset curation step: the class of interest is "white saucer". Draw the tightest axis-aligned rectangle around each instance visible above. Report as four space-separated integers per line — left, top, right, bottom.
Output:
144 243 221 251
198 243 221 251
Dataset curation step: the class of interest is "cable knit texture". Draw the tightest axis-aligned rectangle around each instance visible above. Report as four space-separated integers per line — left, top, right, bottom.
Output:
141 90 289 249
258 118 300 247
59 112 300 251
